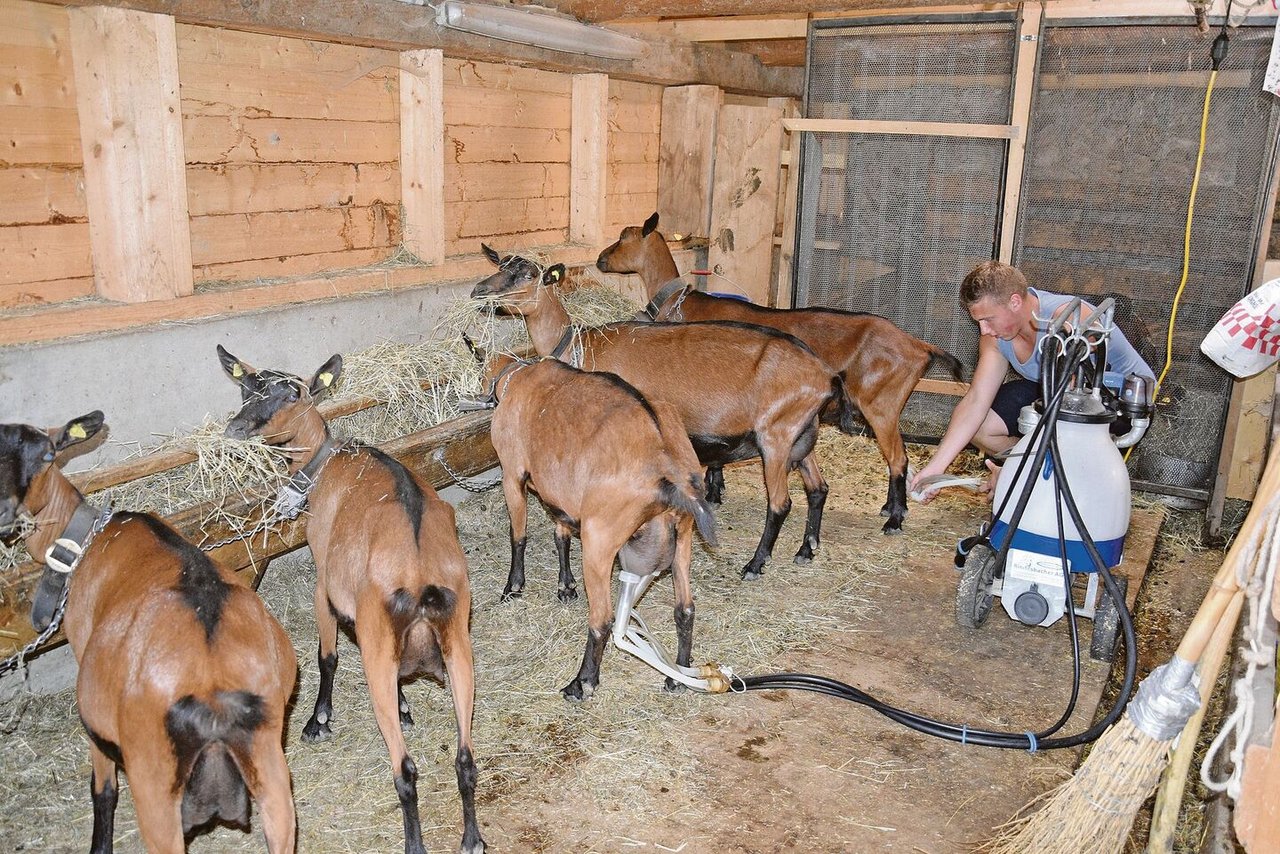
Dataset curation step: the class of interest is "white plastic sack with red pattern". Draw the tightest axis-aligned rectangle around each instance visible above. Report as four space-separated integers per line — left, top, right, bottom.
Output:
1201 277 1280 378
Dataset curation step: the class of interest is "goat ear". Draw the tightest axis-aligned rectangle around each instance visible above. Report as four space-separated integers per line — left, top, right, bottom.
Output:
309 354 343 398
50 411 105 453
542 264 566 286
481 244 502 266
642 212 660 236
217 345 255 384
460 333 486 366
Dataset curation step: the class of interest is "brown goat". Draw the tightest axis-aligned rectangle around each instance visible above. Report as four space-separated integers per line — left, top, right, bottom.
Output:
217 348 485 854
472 251 857 581
597 212 966 534
3 413 297 853
486 354 717 699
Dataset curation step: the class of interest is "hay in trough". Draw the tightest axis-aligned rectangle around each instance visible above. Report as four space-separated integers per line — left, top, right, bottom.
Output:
0 282 643 581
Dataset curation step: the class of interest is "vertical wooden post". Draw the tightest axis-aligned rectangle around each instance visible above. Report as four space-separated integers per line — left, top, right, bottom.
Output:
570 73 608 247
708 104 784 304
771 96 801 308
400 49 445 266
997 1 1042 263
658 84 722 240
69 6 192 303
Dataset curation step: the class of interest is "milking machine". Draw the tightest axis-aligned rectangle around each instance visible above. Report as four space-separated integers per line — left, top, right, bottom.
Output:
954 298 1154 662
611 297 1152 752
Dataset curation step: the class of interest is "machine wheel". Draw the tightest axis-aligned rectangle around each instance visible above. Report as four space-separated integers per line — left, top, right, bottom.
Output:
956 543 999 629
1089 575 1129 662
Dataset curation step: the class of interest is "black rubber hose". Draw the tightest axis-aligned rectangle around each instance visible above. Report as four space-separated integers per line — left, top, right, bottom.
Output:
736 337 1136 751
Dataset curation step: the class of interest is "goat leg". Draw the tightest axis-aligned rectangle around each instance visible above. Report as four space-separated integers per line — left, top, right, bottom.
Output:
794 454 830 565
704 466 725 505
88 744 118 854
553 522 577 602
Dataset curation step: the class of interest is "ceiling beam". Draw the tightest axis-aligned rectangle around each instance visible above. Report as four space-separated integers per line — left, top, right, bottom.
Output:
29 0 802 96
611 13 808 41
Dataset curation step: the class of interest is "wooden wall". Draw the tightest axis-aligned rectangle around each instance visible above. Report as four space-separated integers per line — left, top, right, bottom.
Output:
605 79 662 236
0 0 92 309
179 28 402 283
443 60 572 256
0 0 674 344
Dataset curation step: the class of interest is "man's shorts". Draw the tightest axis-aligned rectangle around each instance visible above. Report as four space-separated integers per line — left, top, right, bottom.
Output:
990 377 1135 440
992 379 1039 436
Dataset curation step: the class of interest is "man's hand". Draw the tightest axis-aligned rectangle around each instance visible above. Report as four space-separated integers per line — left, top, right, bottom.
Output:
979 459 1001 502
909 462 947 503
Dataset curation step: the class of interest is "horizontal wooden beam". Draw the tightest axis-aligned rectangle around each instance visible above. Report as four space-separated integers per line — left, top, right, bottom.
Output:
29 0 801 96
612 14 807 42
0 410 498 661
783 117 1019 139
915 378 968 396
0 243 604 347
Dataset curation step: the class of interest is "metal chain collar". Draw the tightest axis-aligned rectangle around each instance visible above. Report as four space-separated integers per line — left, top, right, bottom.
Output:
433 449 502 494
0 506 114 677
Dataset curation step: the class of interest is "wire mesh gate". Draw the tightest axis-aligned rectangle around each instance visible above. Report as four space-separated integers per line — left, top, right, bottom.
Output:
1013 21 1279 498
796 13 1020 438
795 13 1279 499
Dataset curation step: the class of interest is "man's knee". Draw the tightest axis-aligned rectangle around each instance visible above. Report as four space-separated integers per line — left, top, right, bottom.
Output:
973 411 1017 457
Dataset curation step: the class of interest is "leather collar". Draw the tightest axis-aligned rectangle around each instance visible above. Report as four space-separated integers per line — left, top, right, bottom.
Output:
637 278 691 322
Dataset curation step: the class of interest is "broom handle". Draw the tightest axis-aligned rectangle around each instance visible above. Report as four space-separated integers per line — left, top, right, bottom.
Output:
1174 441 1280 664
1146 587 1247 852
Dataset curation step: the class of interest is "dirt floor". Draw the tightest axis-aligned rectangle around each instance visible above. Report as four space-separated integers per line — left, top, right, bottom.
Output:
0 432 1226 853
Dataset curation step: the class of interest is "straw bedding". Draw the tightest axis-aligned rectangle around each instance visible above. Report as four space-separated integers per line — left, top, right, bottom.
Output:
0 431 896 852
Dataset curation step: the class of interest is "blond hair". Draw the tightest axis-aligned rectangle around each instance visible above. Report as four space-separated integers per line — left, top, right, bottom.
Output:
960 260 1028 307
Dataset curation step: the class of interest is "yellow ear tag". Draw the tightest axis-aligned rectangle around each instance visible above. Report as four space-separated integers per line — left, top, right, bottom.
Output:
550 269 561 282
319 372 334 387
69 424 87 440
231 363 244 378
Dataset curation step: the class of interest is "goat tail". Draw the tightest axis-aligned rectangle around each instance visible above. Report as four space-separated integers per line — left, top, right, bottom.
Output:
166 692 266 833
659 478 719 547
829 375 860 436
927 347 966 381
389 585 458 628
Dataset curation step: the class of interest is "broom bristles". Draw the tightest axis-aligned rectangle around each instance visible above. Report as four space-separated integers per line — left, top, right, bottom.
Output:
981 715 1171 854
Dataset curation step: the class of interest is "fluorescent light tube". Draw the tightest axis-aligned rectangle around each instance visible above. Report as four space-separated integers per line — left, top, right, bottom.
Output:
434 1 645 60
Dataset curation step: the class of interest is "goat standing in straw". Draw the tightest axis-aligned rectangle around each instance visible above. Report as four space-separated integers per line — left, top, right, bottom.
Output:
485 353 718 699
473 255 856 582
2 412 298 852
598 212 965 533
217 348 485 854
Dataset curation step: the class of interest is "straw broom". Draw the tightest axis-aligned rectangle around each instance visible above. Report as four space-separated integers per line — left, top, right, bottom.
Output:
983 441 1280 854
1144 587 1246 852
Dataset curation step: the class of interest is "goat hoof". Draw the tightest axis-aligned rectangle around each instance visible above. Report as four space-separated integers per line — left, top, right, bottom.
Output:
663 676 688 694
881 521 904 536
740 568 764 581
500 587 523 602
460 841 487 854
399 709 414 727
301 720 333 742
561 679 595 702
793 551 813 566
557 586 578 603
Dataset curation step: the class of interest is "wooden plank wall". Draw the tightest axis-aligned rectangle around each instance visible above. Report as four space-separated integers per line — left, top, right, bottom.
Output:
442 59 572 257
605 79 662 237
0 0 92 310
178 26 402 283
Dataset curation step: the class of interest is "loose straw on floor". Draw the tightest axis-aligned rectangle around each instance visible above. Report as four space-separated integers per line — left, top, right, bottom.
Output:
983 441 1280 854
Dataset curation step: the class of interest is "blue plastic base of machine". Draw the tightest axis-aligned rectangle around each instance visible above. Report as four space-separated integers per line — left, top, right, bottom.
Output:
988 519 1124 571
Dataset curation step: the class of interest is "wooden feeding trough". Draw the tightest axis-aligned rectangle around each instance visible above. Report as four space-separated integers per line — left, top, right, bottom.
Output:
0 406 500 660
